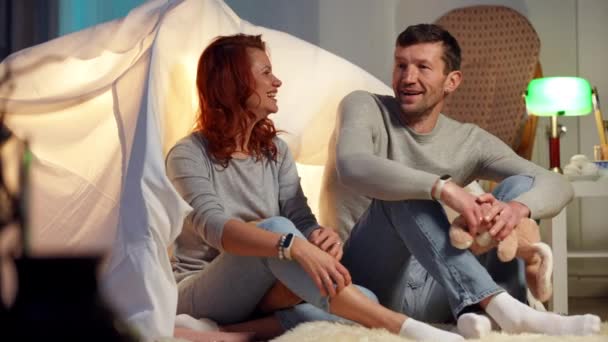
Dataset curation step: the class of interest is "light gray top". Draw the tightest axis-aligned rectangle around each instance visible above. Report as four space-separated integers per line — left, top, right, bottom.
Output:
319 90 573 236
166 133 319 280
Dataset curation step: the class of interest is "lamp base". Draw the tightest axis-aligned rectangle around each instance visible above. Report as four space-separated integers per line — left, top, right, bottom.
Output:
549 136 562 173
547 117 565 173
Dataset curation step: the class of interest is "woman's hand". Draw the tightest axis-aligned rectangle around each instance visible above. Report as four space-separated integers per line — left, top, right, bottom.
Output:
290 238 351 297
308 227 344 260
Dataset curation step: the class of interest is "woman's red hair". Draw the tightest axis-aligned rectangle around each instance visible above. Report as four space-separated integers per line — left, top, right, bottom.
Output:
195 34 278 167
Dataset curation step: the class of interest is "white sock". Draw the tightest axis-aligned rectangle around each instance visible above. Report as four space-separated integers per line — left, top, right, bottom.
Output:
175 314 219 332
457 313 492 339
399 318 464 341
485 292 601 336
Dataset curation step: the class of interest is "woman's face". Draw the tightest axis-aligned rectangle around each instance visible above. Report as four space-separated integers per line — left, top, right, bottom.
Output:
245 48 282 120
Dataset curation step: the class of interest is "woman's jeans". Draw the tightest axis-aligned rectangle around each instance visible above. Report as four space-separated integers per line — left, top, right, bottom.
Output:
341 175 533 323
176 216 377 330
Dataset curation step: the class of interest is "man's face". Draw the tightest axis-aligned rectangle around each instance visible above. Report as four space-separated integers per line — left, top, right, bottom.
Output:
392 42 460 119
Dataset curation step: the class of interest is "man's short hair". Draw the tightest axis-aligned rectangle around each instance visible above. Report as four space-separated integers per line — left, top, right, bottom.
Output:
396 24 461 73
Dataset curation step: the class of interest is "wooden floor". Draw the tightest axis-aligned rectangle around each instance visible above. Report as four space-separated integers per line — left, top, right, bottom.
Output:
569 297 608 321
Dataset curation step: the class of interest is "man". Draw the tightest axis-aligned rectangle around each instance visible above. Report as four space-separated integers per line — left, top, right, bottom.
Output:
322 24 600 338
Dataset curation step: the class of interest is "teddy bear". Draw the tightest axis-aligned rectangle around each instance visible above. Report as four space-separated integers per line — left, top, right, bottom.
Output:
448 202 553 302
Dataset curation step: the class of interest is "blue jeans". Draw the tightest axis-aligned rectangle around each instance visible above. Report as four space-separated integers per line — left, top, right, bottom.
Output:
176 216 376 329
341 175 533 323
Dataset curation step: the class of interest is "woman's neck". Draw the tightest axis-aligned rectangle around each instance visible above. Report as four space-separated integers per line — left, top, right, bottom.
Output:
233 121 257 157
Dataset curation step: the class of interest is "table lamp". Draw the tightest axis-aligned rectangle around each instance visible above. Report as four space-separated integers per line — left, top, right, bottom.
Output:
525 77 593 173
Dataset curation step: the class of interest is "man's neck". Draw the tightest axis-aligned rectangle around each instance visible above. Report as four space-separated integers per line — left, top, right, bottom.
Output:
400 111 441 134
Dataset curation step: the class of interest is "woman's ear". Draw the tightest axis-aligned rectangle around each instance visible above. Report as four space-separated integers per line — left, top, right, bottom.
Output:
444 70 462 95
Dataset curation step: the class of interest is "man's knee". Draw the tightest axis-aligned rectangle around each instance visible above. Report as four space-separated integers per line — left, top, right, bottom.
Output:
493 175 534 201
375 198 444 218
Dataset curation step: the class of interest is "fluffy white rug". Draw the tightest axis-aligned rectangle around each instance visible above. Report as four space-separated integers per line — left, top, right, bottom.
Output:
272 321 608 342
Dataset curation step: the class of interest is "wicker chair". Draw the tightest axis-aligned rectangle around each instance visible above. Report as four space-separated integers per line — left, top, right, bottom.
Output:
435 5 541 160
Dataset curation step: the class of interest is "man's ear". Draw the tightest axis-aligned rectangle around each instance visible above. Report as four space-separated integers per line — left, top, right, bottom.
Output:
444 70 462 94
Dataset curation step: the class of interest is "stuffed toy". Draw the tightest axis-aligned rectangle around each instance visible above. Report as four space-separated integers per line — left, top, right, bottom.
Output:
449 202 553 302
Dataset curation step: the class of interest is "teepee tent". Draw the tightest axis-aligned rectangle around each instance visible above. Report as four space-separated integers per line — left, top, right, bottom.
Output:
0 0 390 338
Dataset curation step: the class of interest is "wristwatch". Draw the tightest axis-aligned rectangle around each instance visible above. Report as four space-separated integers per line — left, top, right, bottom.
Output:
432 174 452 200
278 233 295 260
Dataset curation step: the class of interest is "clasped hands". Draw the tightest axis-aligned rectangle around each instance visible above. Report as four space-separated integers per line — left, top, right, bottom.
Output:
257 226 348 313
441 182 530 241
291 226 350 297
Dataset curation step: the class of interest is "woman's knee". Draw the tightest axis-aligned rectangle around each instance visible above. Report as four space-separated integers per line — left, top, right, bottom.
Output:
257 216 302 236
353 285 379 303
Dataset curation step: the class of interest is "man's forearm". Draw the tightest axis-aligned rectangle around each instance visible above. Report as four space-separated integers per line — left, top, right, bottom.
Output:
336 152 438 201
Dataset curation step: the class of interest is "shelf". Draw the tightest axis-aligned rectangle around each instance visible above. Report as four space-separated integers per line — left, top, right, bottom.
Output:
570 176 608 197
548 175 608 314
567 250 608 258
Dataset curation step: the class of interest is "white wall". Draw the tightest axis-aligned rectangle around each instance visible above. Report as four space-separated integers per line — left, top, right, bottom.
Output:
225 0 320 45
227 0 608 296
229 0 528 85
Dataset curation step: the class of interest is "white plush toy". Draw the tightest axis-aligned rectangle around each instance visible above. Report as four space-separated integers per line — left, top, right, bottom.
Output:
564 154 599 179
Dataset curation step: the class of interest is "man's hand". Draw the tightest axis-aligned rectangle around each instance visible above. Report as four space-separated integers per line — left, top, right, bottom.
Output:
308 226 344 261
440 181 483 236
476 193 531 241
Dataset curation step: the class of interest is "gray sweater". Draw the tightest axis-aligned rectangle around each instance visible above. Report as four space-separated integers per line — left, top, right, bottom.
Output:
319 91 574 237
167 133 319 281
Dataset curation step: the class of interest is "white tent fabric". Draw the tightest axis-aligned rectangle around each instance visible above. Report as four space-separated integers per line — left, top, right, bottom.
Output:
0 0 390 338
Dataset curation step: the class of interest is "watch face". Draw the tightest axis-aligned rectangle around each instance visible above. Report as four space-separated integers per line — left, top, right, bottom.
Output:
283 233 294 247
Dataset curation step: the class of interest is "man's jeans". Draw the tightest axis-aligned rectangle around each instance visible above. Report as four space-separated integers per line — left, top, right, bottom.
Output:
341 175 533 323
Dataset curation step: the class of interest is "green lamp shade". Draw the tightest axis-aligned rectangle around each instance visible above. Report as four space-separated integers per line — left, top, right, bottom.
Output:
525 77 593 116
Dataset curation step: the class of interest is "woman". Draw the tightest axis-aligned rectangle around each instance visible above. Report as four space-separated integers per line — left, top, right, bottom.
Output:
166 34 464 341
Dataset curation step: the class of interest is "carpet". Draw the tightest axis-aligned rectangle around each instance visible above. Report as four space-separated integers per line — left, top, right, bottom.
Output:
272 321 608 342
